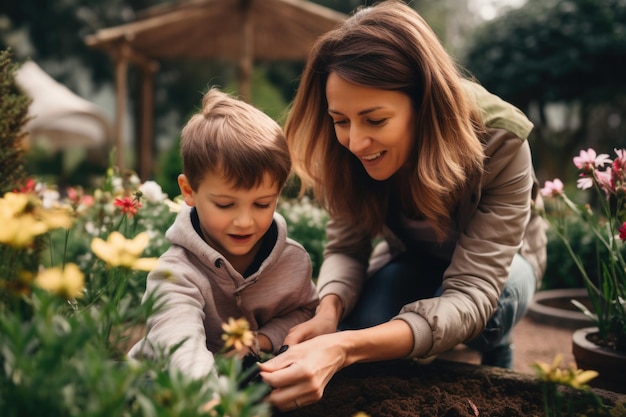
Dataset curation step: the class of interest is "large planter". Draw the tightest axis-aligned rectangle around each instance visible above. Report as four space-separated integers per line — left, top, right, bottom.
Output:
527 288 593 329
573 327 626 394
274 359 626 417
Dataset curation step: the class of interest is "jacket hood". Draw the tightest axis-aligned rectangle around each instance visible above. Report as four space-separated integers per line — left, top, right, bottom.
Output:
165 202 289 277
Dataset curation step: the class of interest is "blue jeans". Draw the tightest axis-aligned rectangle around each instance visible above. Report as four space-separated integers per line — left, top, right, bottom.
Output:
339 251 536 368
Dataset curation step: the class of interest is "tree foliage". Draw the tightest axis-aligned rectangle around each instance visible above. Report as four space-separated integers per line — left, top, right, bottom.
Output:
463 0 626 181
0 49 30 195
463 0 626 109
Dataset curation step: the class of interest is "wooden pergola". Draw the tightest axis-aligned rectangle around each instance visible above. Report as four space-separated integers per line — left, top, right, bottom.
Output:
85 0 346 179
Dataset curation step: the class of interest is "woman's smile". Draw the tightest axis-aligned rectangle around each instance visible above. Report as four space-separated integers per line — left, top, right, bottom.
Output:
361 150 386 161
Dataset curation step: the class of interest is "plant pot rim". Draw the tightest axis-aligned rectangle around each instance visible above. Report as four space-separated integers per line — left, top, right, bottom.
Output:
573 326 626 361
572 326 626 394
527 288 592 329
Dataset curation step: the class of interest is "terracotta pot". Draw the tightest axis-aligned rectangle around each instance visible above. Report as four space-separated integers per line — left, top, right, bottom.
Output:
572 326 626 394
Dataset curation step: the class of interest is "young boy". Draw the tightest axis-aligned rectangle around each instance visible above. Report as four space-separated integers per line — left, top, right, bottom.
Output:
128 88 319 380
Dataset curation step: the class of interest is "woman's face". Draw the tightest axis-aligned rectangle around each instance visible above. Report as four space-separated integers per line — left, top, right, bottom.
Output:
325 72 416 181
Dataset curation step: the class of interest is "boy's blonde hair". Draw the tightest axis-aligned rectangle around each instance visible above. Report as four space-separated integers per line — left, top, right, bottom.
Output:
181 87 291 191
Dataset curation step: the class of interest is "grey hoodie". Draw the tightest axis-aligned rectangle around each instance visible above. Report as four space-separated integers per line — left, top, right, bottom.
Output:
129 203 319 379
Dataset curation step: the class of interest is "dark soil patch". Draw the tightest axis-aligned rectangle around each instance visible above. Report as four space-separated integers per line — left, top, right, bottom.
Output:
273 359 626 417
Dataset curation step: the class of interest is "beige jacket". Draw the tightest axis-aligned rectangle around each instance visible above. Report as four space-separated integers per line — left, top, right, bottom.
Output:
317 81 547 360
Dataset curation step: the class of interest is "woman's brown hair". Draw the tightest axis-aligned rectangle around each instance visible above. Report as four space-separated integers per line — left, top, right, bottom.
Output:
284 0 484 238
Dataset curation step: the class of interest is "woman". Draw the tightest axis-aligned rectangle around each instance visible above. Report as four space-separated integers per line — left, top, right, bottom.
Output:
260 0 547 411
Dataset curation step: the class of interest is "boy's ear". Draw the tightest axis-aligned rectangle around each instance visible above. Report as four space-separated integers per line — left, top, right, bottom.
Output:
178 174 195 206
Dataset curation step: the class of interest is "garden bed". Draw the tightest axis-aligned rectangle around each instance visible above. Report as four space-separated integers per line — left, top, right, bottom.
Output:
273 359 626 417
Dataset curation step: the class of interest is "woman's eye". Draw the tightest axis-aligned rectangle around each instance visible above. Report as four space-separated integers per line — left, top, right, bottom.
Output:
332 119 348 126
368 118 387 126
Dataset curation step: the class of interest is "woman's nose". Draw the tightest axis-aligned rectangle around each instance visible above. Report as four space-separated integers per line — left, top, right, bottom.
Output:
348 125 372 154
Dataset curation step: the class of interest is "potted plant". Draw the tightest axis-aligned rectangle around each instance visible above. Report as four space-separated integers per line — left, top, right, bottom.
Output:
540 148 626 393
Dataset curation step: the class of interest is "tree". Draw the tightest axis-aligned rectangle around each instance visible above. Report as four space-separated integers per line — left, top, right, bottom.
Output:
0 49 30 194
463 0 626 179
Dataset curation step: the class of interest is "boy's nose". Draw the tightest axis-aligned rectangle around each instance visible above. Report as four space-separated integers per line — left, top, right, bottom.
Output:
233 210 254 227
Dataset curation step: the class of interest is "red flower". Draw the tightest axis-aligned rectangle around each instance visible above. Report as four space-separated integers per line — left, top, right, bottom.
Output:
14 178 36 193
114 196 142 217
619 222 626 242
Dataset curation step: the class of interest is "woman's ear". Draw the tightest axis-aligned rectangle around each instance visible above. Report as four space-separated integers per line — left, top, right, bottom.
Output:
178 174 195 206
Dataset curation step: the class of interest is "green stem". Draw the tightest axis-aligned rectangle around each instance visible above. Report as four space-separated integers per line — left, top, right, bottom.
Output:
62 228 71 269
47 233 54 267
103 268 130 350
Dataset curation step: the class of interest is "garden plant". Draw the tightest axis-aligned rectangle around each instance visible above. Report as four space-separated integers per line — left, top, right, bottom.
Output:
541 147 626 352
0 52 277 417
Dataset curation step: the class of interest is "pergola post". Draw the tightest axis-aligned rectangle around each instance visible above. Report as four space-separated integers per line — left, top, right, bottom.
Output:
114 46 129 172
138 64 156 180
238 0 253 102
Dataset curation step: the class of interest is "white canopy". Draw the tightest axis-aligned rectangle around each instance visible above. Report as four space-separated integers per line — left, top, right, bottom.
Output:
15 61 113 152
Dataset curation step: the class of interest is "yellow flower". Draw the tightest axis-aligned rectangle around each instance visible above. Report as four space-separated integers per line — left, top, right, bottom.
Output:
0 192 30 217
164 197 183 213
0 192 73 247
35 263 84 299
221 317 255 352
532 353 598 390
0 214 48 247
565 368 599 390
90 231 158 271
37 207 73 230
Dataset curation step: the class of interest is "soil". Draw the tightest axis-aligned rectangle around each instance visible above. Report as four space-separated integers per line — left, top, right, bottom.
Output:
272 316 626 417
273 359 625 417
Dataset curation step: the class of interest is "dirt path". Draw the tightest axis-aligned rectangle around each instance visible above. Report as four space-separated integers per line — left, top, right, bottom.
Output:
438 315 577 374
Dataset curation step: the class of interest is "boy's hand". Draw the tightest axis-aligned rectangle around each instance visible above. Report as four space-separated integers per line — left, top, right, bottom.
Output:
283 313 337 345
283 294 342 345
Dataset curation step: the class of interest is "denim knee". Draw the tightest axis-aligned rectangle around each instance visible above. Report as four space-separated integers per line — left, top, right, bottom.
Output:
467 254 536 352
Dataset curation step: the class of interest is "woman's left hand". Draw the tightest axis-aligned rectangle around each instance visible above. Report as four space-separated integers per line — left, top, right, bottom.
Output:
260 319 414 411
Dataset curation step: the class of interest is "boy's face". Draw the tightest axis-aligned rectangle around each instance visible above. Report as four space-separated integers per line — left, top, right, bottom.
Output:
178 171 279 267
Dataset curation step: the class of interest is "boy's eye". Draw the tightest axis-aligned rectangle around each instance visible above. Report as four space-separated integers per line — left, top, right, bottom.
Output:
255 203 271 209
215 203 233 209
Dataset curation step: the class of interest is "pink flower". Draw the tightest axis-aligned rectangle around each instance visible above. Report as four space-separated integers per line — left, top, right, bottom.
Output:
114 196 142 217
66 187 95 207
541 179 564 197
619 222 626 241
576 177 593 190
573 149 611 173
614 148 626 168
595 167 614 198
612 148 626 189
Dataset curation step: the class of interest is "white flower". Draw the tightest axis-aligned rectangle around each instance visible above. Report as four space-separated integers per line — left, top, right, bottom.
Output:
41 189 61 209
112 177 124 193
139 181 167 203
129 174 141 187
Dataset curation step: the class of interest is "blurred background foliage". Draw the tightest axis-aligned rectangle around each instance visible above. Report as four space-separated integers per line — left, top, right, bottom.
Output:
464 0 626 182
2 0 626 290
